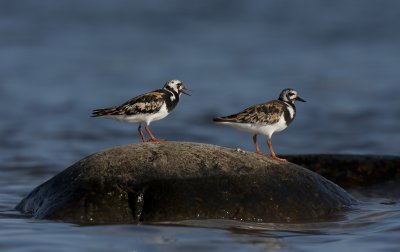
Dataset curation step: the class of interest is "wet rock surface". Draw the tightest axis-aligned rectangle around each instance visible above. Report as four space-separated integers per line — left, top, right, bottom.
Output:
16 142 355 225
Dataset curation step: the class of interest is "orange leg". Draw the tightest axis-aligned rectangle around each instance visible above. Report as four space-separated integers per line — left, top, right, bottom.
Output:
138 125 147 143
267 138 287 162
145 126 165 142
253 134 262 154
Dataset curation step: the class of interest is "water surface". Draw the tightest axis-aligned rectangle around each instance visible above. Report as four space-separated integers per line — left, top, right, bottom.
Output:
1 0 400 251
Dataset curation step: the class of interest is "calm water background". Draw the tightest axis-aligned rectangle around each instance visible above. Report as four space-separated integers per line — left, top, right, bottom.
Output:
1 0 400 251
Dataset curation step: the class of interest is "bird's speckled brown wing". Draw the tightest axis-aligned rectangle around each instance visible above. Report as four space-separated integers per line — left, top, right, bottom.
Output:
214 100 285 124
92 90 167 116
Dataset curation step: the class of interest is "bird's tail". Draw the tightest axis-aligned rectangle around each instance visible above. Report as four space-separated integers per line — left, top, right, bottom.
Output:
91 107 118 117
213 117 224 122
213 116 235 123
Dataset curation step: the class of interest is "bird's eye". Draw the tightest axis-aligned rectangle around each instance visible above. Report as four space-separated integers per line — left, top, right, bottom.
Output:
288 92 295 96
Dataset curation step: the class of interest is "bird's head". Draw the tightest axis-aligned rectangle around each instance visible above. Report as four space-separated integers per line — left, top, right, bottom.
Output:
279 88 306 104
164 79 190 96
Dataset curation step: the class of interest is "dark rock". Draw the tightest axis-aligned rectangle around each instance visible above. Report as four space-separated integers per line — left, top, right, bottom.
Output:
16 142 355 225
284 154 400 188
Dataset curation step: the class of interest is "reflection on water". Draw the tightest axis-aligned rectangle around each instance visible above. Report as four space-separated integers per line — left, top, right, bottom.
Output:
1 188 399 252
1 0 400 251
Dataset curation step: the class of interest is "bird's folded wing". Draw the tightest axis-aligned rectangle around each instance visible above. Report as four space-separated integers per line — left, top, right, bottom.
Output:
119 91 166 115
218 101 285 124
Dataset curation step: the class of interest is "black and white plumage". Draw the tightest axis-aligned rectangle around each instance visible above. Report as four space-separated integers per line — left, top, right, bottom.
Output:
213 88 306 161
92 79 190 142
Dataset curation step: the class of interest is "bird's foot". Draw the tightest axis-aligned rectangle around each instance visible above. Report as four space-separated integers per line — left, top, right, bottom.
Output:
271 155 287 162
148 138 166 143
257 151 287 162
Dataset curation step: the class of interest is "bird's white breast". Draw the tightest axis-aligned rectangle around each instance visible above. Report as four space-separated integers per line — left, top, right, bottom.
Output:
216 114 288 139
108 103 169 126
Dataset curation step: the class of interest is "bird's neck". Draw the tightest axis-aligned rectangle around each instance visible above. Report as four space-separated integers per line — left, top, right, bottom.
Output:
164 87 179 98
164 88 180 111
281 99 296 120
279 98 295 108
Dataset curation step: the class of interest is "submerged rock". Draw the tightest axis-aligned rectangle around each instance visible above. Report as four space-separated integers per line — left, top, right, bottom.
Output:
285 154 400 188
16 142 355 225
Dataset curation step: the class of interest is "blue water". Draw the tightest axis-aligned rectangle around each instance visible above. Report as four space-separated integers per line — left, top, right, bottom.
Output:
1 0 400 251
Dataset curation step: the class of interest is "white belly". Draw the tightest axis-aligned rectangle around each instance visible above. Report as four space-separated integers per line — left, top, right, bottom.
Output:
217 116 288 138
105 104 169 126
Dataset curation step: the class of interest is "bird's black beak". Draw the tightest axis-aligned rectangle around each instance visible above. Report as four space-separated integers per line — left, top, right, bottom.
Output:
181 86 191 96
296 96 306 102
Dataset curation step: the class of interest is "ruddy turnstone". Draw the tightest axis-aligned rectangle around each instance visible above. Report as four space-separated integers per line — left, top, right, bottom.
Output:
92 79 190 142
213 88 306 161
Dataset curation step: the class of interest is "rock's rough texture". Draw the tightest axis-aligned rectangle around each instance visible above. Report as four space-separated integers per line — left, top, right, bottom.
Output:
16 142 355 225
